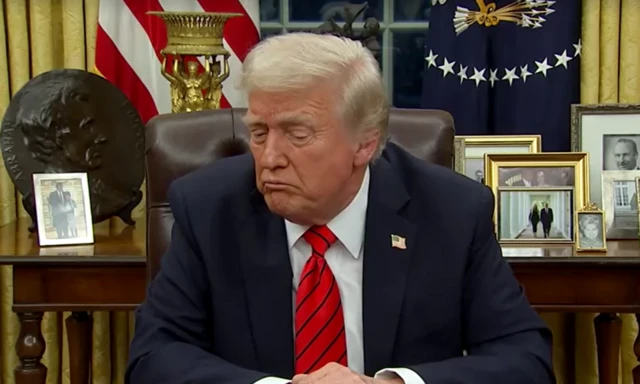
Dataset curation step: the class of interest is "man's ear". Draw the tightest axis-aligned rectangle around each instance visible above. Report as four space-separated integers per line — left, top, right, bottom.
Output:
353 129 380 167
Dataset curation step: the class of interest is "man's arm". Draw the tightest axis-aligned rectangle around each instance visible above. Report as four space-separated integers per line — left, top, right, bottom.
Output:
125 184 270 384
408 188 555 384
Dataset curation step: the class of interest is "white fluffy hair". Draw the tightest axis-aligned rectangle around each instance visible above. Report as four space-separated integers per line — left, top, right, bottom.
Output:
240 32 389 159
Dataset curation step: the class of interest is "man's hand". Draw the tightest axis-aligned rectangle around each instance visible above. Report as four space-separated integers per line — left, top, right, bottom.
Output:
291 363 403 384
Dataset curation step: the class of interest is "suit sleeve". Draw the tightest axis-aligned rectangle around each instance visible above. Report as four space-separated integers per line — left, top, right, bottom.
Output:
410 187 555 384
125 184 270 384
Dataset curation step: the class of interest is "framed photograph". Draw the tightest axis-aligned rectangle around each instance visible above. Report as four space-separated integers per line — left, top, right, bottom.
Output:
453 137 465 174
33 173 94 246
575 203 607 252
571 103 640 209
496 189 574 243
458 135 541 184
601 170 640 240
485 153 589 244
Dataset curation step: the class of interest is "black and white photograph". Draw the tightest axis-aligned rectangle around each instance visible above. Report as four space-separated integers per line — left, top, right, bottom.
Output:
464 158 484 183
576 211 606 251
571 103 640 208
33 173 94 246
498 190 573 243
602 171 640 240
498 167 575 187
602 134 640 171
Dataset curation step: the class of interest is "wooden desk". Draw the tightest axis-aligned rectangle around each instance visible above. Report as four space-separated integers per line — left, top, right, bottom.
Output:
0 221 146 384
0 221 639 384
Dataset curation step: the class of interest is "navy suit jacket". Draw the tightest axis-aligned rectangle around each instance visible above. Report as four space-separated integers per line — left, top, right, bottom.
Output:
126 143 554 384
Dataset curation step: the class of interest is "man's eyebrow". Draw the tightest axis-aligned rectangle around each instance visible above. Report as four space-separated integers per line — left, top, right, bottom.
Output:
242 113 314 126
242 114 264 126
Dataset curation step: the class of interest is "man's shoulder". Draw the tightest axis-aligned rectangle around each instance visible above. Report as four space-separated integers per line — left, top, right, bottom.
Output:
383 143 492 207
168 154 255 213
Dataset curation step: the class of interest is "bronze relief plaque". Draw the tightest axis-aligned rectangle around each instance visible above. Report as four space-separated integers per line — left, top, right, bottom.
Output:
1 69 145 231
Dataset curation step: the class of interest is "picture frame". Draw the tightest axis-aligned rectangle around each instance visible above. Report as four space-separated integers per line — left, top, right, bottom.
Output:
575 202 607 252
636 176 640 238
601 170 640 240
457 135 541 184
485 153 589 244
453 137 465 174
33 172 94 246
570 103 640 210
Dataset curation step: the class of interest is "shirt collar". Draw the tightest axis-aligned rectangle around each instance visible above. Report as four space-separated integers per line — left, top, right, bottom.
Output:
284 167 370 259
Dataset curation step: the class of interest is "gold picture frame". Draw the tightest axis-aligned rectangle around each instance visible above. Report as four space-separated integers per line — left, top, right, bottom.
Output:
453 137 465 174
485 152 589 244
457 135 542 184
575 202 607 252
570 103 640 210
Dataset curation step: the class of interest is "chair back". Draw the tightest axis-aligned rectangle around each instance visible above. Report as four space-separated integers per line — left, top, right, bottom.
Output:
145 108 455 281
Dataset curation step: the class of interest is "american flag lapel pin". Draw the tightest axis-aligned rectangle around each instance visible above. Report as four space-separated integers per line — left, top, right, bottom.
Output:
391 234 407 250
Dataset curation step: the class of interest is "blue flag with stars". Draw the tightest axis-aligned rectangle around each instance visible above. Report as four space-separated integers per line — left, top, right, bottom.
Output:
420 0 581 152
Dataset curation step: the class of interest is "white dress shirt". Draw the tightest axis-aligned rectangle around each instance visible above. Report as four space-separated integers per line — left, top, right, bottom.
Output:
256 168 424 384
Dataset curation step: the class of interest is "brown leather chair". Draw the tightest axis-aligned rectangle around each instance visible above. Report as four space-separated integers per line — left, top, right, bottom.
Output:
145 108 454 282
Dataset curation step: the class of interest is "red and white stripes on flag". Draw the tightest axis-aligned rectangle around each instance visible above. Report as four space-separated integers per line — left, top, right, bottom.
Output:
95 0 260 123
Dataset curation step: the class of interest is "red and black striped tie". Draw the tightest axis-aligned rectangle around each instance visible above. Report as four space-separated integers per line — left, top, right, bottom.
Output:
294 225 348 374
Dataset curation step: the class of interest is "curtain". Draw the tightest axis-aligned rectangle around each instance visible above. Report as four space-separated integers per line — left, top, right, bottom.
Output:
0 1 142 383
576 0 640 383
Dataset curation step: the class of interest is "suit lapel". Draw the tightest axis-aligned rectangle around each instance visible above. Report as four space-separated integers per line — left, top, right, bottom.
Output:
362 159 416 375
239 195 294 378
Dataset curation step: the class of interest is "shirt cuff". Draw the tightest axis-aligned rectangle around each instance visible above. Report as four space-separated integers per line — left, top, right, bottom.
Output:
253 377 291 384
375 367 426 384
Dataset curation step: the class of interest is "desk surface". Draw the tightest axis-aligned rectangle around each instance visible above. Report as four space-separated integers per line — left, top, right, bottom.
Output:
0 220 145 265
0 220 638 265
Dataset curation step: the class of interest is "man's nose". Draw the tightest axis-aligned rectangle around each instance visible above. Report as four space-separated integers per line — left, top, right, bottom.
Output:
259 132 287 169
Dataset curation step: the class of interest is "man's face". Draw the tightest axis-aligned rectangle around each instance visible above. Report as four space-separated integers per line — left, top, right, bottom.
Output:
56 184 63 192
614 142 638 170
60 99 107 170
246 84 378 224
536 171 545 184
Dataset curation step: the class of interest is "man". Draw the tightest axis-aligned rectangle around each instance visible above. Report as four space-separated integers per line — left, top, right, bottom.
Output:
48 182 68 238
126 33 553 384
541 203 554 238
612 138 639 170
474 169 484 183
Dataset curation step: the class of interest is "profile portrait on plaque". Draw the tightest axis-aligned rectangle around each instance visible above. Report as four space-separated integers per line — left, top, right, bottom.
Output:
0 69 145 233
33 172 94 246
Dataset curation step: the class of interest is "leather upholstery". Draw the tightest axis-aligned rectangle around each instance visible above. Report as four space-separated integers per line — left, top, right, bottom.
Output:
145 108 454 282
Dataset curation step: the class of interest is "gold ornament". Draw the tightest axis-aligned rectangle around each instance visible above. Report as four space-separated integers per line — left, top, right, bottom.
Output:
148 11 241 112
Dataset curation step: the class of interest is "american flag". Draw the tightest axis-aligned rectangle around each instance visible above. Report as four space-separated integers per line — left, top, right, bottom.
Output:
95 0 260 124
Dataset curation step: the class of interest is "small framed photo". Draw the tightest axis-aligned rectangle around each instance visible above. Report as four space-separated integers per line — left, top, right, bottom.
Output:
457 135 541 184
485 153 589 244
571 103 640 209
453 137 465 174
33 173 94 246
496 189 574 244
575 203 607 252
601 170 640 240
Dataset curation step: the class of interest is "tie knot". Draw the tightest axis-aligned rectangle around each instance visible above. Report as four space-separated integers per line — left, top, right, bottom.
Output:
303 225 337 257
